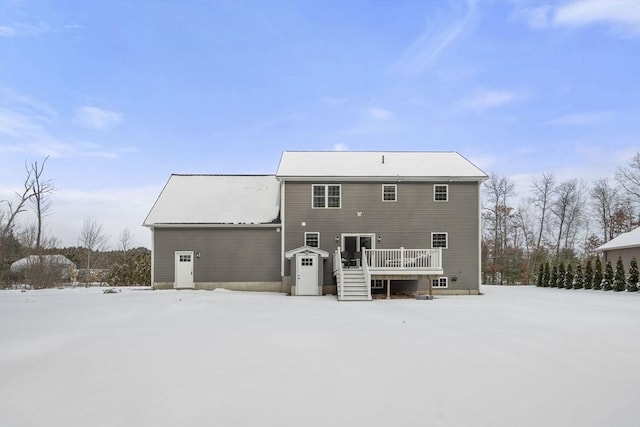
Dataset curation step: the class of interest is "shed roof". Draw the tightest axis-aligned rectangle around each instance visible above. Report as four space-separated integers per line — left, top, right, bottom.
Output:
10 255 77 272
597 227 640 251
276 151 487 180
143 175 280 226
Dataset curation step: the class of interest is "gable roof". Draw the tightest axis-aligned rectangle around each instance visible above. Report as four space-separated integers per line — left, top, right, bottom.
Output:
143 175 280 226
276 151 487 180
597 227 640 251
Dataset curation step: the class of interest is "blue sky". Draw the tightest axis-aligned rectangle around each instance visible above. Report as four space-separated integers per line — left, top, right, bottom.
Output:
1 0 639 248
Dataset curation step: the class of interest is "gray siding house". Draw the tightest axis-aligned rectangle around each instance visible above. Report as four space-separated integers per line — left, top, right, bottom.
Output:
144 151 488 300
597 227 640 272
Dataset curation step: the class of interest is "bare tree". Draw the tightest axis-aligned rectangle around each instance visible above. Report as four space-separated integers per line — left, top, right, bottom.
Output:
531 173 556 252
1 166 34 242
550 179 580 259
590 179 619 242
616 152 640 201
483 173 515 284
119 228 133 252
79 218 109 269
28 157 54 250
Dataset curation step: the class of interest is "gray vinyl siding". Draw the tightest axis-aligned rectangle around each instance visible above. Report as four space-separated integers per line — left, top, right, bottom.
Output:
602 247 640 273
284 181 481 292
154 227 281 283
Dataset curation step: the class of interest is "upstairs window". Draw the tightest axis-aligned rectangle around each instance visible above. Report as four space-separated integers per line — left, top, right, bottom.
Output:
312 184 341 208
434 184 448 202
305 232 319 248
382 184 397 202
431 232 448 249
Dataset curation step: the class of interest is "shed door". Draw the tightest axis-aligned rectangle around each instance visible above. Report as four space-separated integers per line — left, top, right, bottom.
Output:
296 254 318 295
175 251 194 289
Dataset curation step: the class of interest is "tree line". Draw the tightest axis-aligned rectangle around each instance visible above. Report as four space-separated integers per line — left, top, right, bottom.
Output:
482 152 640 285
0 158 150 288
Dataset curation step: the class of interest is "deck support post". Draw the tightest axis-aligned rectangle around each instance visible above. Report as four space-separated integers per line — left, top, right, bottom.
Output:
386 279 391 299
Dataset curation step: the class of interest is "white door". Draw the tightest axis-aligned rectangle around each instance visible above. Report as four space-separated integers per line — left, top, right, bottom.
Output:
174 251 194 289
296 254 318 295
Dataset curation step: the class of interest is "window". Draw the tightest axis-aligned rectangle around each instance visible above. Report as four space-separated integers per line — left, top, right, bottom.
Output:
305 232 319 248
312 184 341 208
301 257 314 266
432 277 448 288
371 279 385 289
382 184 397 202
434 184 448 202
179 254 191 262
431 232 448 249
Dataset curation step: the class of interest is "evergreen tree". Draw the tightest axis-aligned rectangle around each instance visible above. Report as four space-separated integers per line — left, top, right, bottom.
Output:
613 257 626 292
627 257 639 292
550 265 558 288
593 257 603 290
573 264 584 290
584 259 593 290
557 262 566 289
536 263 544 287
602 260 614 291
543 261 550 288
565 263 574 289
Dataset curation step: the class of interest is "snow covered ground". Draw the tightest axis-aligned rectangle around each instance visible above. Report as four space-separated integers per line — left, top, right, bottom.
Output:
1 286 638 427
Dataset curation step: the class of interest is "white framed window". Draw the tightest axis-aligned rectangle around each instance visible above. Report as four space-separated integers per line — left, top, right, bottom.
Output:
431 232 448 249
312 184 341 209
179 254 191 262
382 184 397 202
434 184 448 202
301 257 314 266
305 232 320 248
371 279 385 289
432 277 448 288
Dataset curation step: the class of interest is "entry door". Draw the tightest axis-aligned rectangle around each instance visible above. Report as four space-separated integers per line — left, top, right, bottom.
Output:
296 254 318 295
174 251 194 289
343 234 374 253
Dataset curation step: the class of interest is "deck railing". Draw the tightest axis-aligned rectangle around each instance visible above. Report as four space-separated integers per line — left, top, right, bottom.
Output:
333 246 344 300
364 248 442 270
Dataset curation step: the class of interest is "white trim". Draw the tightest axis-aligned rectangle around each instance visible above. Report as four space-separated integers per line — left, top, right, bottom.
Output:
478 181 482 288
311 184 342 209
277 176 485 182
382 184 397 202
434 184 449 202
432 277 448 288
149 223 280 228
431 232 448 249
304 231 320 248
150 227 155 288
281 181 286 278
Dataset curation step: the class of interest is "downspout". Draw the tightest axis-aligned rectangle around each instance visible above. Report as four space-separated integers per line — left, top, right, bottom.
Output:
280 180 286 281
478 180 482 293
150 227 155 289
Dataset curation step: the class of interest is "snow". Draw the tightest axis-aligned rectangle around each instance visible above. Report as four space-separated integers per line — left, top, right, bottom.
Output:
276 151 488 179
143 175 280 226
1 286 639 427
598 226 640 251
9 255 77 272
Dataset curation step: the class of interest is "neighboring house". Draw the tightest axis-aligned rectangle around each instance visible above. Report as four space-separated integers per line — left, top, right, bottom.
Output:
144 151 488 300
597 227 640 271
10 255 77 279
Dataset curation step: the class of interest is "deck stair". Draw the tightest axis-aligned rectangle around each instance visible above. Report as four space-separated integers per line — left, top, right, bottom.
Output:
338 268 371 301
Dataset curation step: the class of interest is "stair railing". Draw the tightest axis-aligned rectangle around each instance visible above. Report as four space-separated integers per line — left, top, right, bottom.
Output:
333 247 344 300
361 247 371 300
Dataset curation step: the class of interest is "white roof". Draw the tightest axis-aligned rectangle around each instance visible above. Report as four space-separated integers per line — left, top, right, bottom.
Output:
597 227 640 251
276 151 487 180
143 175 280 226
10 255 76 272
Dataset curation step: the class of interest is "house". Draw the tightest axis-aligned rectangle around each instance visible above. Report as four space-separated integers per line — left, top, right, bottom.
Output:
597 226 640 271
143 151 488 300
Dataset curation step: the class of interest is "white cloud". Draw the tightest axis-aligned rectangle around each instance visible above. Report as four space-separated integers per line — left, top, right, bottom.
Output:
0 22 50 37
519 0 640 36
545 112 612 126
74 106 123 131
369 107 394 120
393 1 477 75
460 90 518 110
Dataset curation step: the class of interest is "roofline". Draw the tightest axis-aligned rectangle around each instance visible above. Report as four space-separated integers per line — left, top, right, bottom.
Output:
275 176 487 182
598 243 640 251
144 223 281 229
169 174 276 177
